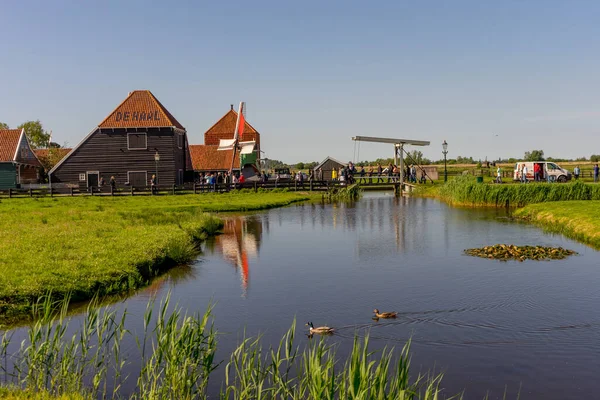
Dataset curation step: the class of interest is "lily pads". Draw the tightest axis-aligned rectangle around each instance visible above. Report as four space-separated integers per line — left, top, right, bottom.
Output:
464 244 577 262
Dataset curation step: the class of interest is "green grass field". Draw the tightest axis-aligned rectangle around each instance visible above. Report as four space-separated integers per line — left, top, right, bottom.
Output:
514 201 600 249
0 191 312 322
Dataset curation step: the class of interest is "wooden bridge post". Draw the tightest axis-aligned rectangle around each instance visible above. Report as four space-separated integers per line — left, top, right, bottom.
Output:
29 188 33 197
110 186 114 196
193 183 197 194
130 186 134 196
8 188 12 198
254 181 258 192
71 187 74 196
172 184 176 195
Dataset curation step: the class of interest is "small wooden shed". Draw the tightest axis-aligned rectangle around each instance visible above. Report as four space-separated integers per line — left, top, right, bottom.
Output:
313 156 346 181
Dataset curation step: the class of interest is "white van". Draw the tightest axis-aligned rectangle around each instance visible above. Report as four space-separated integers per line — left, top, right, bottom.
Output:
513 162 571 182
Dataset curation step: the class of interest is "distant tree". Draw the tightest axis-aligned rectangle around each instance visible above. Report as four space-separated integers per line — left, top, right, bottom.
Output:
18 120 50 149
265 159 287 169
455 156 475 164
590 154 600 162
575 156 588 162
524 150 545 161
374 157 394 166
0 122 9 130
407 150 423 164
295 162 305 170
38 147 67 173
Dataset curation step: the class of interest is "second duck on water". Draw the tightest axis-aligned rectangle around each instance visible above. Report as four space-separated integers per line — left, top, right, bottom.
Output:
306 321 335 334
373 309 398 319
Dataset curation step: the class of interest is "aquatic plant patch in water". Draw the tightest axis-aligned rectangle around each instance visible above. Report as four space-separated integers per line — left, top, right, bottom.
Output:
464 244 577 261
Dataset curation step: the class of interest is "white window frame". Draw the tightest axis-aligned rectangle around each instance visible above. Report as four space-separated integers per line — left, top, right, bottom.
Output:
127 133 147 150
86 171 100 187
127 171 148 187
79 173 86 181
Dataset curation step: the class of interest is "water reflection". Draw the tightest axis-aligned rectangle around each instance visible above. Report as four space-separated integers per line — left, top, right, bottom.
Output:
205 216 263 296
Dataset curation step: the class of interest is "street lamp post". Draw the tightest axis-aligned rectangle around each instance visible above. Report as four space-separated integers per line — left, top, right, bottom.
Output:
442 140 448 183
154 151 160 184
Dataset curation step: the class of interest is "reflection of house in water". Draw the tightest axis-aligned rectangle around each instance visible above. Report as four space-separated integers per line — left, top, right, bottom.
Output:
212 216 263 296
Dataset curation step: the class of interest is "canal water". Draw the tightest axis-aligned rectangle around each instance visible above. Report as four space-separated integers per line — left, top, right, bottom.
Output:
8 192 600 398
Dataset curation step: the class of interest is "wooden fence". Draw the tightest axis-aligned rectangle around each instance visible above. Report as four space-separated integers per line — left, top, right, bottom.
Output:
0 180 374 198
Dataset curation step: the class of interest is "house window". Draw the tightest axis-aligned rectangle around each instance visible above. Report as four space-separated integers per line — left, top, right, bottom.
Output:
21 148 29 159
178 169 184 184
127 171 148 188
177 133 183 149
79 173 86 181
127 133 147 150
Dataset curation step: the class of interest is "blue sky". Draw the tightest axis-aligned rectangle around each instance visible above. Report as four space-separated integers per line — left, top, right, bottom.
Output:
1 0 599 163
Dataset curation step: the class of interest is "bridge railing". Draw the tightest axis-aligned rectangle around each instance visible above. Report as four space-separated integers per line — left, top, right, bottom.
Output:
0 178 424 199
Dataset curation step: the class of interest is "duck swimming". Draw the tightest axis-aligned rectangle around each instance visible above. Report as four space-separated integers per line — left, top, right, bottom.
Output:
306 321 334 334
373 309 398 319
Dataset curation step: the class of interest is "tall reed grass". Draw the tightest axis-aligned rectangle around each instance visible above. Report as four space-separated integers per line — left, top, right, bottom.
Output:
0 296 448 399
327 184 362 201
438 176 600 207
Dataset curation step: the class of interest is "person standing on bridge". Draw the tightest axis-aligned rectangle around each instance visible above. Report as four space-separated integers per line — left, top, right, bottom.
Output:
359 165 365 183
377 163 383 183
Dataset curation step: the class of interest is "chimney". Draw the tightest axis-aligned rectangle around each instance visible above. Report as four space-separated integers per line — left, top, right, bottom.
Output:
230 104 234 111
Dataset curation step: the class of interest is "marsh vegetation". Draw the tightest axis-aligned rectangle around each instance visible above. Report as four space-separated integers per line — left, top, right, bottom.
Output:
0 296 445 400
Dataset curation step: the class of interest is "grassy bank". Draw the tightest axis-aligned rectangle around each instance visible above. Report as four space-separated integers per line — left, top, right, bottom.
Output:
0 297 445 399
514 201 600 249
433 176 600 207
0 192 313 322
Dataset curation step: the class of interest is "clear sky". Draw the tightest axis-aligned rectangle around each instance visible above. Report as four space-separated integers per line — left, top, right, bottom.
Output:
1 0 599 163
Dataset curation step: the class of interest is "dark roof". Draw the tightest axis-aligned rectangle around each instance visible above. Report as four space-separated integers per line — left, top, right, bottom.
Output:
98 90 185 129
314 156 346 170
0 129 22 162
189 144 240 171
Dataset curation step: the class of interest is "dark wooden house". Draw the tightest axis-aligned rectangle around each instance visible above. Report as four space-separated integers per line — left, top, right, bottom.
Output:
50 90 190 188
313 156 346 181
0 128 43 189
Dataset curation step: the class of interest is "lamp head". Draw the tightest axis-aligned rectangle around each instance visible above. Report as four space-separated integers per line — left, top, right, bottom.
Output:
442 140 448 152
